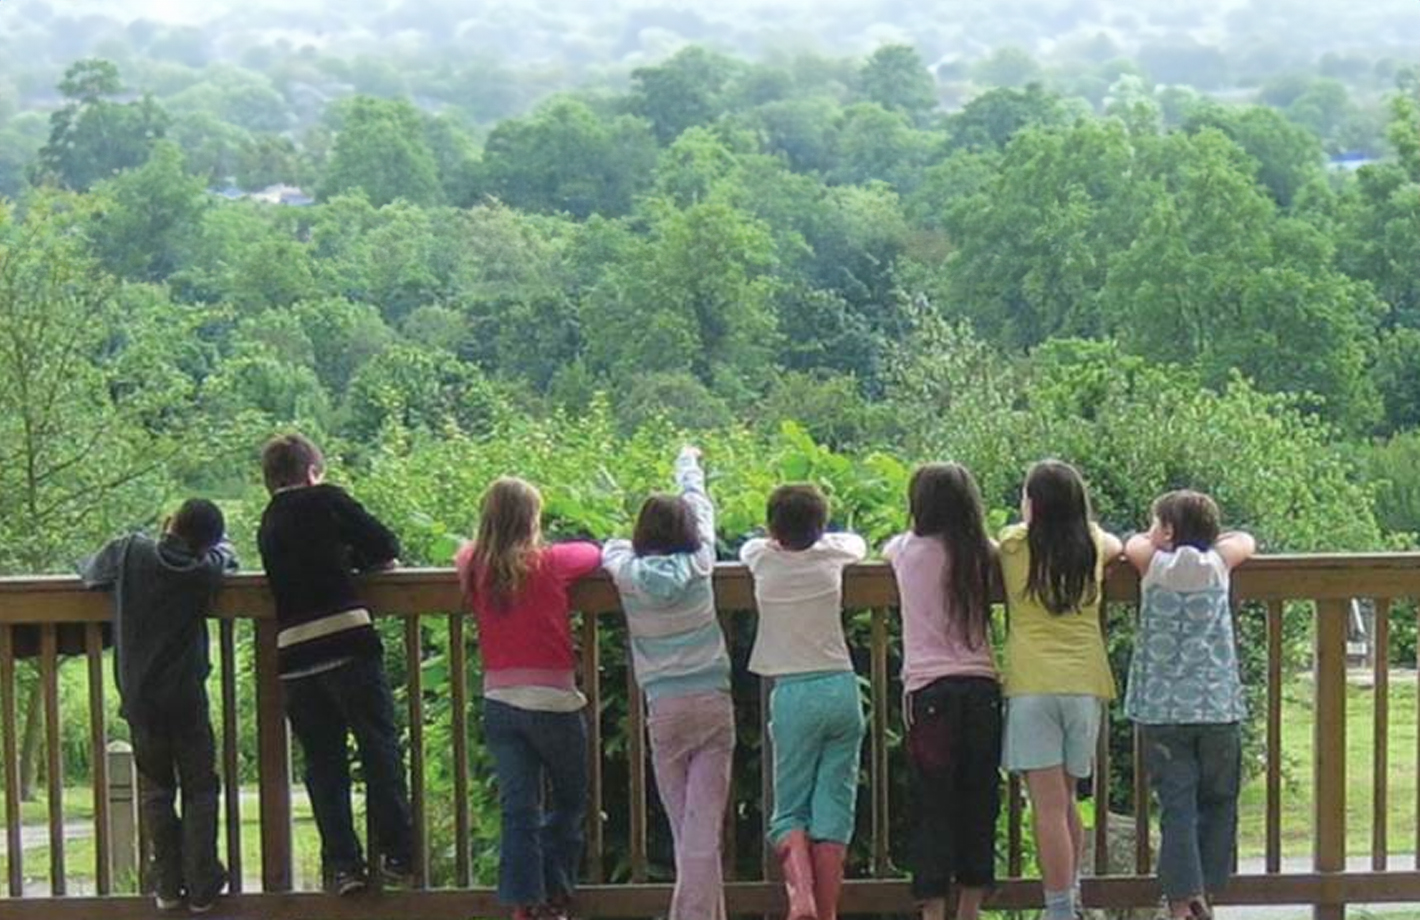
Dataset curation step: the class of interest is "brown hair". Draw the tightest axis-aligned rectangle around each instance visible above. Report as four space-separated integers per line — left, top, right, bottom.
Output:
767 484 828 551
633 494 701 556
1152 490 1221 551
462 478 543 609
261 433 324 493
909 463 994 648
1024 460 1099 616
170 499 225 552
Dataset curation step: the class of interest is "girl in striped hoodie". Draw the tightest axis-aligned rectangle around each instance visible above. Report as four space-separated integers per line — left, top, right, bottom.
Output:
603 446 735 920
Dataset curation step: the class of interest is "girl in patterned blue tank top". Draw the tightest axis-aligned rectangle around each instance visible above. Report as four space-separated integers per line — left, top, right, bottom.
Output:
1124 491 1256 920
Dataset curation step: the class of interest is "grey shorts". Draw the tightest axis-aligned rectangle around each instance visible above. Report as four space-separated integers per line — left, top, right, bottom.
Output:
1002 694 1103 778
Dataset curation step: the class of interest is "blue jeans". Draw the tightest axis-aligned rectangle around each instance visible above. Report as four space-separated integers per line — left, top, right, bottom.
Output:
283 655 414 876
1143 723 1242 900
484 699 589 906
768 671 865 845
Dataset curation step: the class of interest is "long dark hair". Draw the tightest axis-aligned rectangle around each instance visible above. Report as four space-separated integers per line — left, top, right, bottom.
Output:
909 463 994 649
1023 460 1098 616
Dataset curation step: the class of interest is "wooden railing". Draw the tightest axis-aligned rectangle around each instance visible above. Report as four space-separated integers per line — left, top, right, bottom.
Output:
1 555 1419 919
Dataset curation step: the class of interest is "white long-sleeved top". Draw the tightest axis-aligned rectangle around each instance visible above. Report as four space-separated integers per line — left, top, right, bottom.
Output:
741 531 867 677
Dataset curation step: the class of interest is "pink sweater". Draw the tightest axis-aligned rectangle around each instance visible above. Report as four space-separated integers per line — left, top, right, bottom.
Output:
456 542 602 690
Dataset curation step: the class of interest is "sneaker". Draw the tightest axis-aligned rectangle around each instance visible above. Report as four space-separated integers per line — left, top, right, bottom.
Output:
380 855 416 889
155 892 184 911
512 908 539 920
188 869 229 914
331 866 368 896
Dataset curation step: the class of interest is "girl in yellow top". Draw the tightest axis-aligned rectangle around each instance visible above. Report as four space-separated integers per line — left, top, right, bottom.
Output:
999 460 1122 920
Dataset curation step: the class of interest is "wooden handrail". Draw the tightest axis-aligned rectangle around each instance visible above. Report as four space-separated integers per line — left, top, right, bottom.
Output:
2 553 1419 623
2 552 1416 920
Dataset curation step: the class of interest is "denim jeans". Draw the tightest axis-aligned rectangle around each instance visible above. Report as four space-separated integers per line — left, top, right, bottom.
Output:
649 691 735 920
484 699 589 907
129 693 223 899
1142 723 1242 900
283 655 414 876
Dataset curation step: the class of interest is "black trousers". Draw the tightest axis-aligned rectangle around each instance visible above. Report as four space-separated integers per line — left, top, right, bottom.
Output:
129 695 223 898
907 676 1003 899
283 655 414 875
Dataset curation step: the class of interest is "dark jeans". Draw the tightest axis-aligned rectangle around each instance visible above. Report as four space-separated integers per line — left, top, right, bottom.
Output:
284 655 414 875
1143 723 1242 900
906 676 1003 899
483 699 589 907
129 695 223 899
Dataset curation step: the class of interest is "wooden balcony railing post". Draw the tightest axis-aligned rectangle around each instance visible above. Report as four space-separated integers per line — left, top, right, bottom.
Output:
254 619 293 892
0 624 22 897
106 740 137 889
1313 599 1349 920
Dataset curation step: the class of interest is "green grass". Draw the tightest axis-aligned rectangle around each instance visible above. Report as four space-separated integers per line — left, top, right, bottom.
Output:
4 788 323 892
1237 676 1418 860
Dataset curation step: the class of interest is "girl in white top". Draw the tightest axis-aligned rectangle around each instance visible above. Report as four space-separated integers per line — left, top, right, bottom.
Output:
740 484 866 920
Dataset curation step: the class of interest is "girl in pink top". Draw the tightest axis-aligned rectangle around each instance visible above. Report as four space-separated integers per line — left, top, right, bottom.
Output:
883 463 1001 920
454 478 601 920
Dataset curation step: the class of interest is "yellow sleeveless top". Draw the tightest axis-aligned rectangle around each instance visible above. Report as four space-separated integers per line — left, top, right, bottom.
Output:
999 523 1115 700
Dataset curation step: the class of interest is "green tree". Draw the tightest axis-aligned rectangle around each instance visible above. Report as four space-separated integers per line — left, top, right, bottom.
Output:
35 59 170 191
478 97 658 218
318 96 443 207
631 46 740 145
343 343 498 441
944 84 1072 152
89 141 208 282
858 45 938 123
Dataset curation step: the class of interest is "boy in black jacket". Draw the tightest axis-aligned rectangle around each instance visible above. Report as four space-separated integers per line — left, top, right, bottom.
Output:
82 499 237 914
257 433 414 895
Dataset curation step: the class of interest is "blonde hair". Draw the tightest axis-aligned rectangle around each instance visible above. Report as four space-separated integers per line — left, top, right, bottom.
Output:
463 477 543 609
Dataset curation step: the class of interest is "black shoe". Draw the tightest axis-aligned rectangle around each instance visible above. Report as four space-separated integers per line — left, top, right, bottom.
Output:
330 866 368 896
381 855 415 888
188 868 228 914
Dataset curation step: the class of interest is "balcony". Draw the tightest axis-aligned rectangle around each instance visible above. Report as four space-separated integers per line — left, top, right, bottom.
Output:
0 555 1417 919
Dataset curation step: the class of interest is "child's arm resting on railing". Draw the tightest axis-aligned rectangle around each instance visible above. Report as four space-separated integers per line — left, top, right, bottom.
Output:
1215 531 1257 571
1124 531 1160 576
78 537 127 589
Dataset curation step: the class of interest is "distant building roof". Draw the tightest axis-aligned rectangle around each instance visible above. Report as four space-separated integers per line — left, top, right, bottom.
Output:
208 184 315 206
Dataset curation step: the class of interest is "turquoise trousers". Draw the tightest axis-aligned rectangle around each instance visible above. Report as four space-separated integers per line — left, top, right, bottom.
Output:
767 671 865 845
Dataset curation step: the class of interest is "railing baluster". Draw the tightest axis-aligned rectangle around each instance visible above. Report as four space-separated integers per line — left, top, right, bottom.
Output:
449 612 471 887
1133 724 1149 874
870 607 890 877
627 664 648 883
86 623 112 894
1093 705 1111 878
1314 598 1349 920
219 619 242 893
41 624 65 895
254 620 292 892
759 675 775 883
1267 600 1284 874
719 609 737 884
405 616 427 888
0 624 21 897
1007 774 1023 877
1372 598 1390 872
580 612 604 883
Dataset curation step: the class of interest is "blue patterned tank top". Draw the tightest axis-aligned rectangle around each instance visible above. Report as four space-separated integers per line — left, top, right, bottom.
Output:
1125 547 1246 725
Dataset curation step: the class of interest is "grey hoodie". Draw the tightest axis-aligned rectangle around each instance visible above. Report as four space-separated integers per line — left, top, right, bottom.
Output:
82 533 237 721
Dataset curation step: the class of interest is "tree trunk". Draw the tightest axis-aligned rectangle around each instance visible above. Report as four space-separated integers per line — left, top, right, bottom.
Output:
18 673 42 802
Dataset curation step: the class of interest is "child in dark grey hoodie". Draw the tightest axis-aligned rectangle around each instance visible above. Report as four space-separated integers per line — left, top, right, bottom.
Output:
82 499 237 914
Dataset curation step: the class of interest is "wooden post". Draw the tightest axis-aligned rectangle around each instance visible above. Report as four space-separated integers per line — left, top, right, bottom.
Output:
1314 599 1348 920
107 740 138 890
254 620 293 892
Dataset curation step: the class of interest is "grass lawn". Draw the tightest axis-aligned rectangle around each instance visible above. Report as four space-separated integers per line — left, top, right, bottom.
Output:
1237 676 1419 860
4 789 324 893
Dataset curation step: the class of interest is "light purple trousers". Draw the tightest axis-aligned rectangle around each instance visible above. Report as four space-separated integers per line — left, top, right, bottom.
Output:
648 690 736 920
